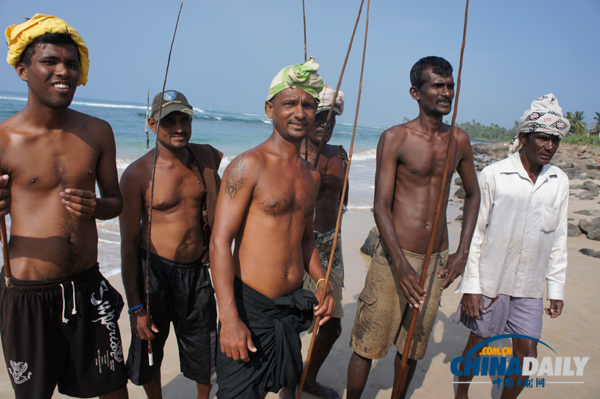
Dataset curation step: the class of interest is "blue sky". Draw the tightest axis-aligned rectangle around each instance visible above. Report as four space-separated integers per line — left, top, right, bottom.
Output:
1 0 598 130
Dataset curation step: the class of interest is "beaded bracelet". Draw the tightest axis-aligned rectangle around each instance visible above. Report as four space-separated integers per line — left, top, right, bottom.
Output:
128 304 145 314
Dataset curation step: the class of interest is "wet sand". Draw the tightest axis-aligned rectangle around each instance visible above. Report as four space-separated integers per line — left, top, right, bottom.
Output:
1 180 599 398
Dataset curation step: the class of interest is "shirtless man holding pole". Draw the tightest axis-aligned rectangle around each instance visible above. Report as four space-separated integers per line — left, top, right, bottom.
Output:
210 57 335 399
120 90 222 399
347 56 480 399
0 14 127 399
300 83 347 399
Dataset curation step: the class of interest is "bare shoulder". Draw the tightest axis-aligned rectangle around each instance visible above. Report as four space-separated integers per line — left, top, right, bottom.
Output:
70 109 113 135
0 110 32 142
452 125 474 155
380 122 414 145
121 150 154 185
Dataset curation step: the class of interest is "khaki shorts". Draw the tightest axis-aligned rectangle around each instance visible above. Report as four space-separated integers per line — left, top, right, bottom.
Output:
303 229 344 319
350 242 448 360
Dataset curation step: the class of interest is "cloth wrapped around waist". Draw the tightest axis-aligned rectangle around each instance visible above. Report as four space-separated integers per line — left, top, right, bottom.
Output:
216 277 317 398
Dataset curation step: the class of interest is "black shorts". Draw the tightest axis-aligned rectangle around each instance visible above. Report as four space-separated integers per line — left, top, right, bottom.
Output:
127 250 217 386
0 265 127 399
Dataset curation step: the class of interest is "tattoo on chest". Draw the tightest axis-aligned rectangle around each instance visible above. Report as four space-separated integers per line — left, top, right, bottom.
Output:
225 155 248 203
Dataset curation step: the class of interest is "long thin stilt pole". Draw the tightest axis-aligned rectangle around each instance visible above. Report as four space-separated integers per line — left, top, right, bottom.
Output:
296 0 370 397
302 0 309 160
145 89 150 149
391 1 470 398
313 0 365 169
0 151 12 288
145 1 184 366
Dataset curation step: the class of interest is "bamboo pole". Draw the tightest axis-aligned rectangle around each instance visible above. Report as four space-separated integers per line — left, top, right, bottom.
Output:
296 0 370 397
145 89 150 149
0 150 11 288
313 0 365 169
391 1 470 398
145 1 184 366
302 0 309 160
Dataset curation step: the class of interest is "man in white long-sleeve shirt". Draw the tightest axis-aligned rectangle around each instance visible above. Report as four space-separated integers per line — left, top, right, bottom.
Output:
453 94 571 399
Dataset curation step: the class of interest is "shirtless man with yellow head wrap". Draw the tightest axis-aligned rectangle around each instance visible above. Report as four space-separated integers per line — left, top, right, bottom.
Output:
210 57 336 399
0 14 128 399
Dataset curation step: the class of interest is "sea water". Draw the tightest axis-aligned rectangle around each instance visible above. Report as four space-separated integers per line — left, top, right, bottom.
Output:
0 91 381 277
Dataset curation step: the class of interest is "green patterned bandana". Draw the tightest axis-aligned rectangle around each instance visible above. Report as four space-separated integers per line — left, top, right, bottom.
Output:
265 57 324 115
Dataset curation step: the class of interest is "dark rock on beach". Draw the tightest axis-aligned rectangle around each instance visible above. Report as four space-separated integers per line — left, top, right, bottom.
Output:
454 188 466 200
568 223 582 237
578 217 600 241
579 248 600 259
360 226 379 257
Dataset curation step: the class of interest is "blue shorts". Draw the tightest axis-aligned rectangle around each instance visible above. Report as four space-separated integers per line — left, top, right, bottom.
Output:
454 295 543 339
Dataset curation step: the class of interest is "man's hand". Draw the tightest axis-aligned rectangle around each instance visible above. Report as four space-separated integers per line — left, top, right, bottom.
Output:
438 251 468 290
396 262 426 309
219 317 257 362
130 309 159 340
461 293 485 320
0 175 10 217
314 280 336 325
545 299 563 318
60 188 97 219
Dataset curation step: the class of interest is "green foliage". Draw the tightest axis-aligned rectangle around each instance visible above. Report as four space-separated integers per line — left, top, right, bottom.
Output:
457 120 517 142
566 111 587 135
562 134 600 145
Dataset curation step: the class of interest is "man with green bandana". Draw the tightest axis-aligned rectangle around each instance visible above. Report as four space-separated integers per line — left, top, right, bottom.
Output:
210 57 336 399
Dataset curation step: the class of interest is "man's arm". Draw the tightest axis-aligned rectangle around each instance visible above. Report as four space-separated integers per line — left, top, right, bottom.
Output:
457 168 493 319
373 129 425 308
210 153 257 362
119 165 158 340
302 172 335 325
61 121 123 220
439 131 480 289
0 175 10 217
545 181 569 318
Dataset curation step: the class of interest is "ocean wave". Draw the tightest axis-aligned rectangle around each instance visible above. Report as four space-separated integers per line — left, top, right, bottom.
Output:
193 107 205 113
117 159 133 170
351 148 376 161
71 101 146 110
347 205 373 210
98 238 120 245
0 96 26 102
263 120 272 124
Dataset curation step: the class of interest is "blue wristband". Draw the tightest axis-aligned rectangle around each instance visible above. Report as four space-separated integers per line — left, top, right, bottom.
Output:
128 304 145 314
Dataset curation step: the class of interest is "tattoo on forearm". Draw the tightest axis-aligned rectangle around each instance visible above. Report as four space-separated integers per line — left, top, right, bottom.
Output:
225 155 248 203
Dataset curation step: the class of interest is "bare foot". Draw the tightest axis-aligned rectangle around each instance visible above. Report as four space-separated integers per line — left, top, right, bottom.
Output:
303 380 340 399
279 387 295 399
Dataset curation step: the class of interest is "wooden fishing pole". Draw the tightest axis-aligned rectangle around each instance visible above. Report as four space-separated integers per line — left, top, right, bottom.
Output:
302 0 309 161
145 89 150 149
0 151 12 288
145 1 184 366
312 0 365 169
295 0 370 397
391 1 470 398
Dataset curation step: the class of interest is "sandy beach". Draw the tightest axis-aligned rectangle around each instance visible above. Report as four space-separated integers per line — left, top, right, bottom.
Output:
1 176 599 398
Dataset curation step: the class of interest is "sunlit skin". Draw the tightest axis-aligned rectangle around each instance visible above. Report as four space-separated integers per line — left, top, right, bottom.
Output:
210 88 335 398
120 111 213 399
0 41 126 399
0 42 123 280
347 65 480 399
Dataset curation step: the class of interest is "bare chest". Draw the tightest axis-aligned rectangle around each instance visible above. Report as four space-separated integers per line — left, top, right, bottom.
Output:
4 135 99 191
398 139 458 180
146 166 206 212
256 173 316 217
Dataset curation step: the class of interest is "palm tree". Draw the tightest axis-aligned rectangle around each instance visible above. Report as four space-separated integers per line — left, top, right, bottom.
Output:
593 112 600 133
566 111 587 135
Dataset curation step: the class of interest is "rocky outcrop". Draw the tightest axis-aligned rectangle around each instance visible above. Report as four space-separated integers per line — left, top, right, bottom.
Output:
360 226 379 257
579 217 600 241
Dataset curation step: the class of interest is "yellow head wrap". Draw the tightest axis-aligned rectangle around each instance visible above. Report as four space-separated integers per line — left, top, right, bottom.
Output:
5 14 89 86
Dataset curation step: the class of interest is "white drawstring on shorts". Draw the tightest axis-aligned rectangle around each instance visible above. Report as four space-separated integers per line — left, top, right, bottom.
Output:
60 282 78 323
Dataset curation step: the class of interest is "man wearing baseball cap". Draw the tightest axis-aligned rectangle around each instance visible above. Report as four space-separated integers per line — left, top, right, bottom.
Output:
0 14 128 399
120 90 222 399
453 94 571 399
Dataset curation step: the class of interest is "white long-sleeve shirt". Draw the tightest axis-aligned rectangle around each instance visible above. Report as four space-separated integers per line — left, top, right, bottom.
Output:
456 152 569 300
